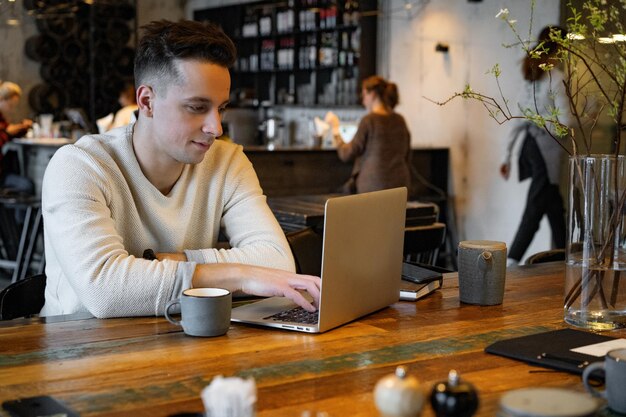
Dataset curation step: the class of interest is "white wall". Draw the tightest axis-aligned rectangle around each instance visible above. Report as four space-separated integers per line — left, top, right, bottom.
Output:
382 0 561 261
138 0 186 27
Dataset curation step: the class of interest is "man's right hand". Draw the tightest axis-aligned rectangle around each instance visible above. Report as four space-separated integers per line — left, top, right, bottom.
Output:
192 263 321 312
6 119 32 136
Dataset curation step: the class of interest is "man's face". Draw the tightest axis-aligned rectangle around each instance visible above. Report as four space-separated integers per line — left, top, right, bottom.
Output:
148 59 230 166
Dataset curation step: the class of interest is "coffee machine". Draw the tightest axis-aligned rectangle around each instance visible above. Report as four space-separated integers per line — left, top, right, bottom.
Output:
259 107 285 149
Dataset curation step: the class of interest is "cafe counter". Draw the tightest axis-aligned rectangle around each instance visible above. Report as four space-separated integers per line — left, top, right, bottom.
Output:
243 146 449 199
5 141 449 205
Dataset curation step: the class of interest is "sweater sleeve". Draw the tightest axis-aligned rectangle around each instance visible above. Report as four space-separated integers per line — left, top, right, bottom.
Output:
185 148 296 273
42 146 184 318
0 115 11 148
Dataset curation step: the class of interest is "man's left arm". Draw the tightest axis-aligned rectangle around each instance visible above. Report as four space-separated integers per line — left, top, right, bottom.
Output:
183 148 296 272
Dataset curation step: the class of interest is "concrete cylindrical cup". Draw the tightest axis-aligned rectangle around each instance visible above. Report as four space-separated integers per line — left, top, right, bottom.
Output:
458 240 507 305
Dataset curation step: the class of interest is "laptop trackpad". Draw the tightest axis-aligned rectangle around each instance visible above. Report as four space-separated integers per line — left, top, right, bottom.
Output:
231 297 297 322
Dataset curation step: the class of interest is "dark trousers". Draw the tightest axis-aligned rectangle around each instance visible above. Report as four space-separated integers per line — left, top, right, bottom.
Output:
1 173 35 224
2 173 34 195
509 134 566 262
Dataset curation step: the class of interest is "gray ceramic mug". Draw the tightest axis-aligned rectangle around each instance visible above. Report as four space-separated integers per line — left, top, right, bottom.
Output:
582 348 626 414
165 288 232 337
458 240 507 305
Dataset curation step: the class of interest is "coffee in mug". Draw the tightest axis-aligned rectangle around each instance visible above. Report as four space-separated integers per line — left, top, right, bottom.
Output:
458 240 507 305
165 288 232 337
582 348 626 414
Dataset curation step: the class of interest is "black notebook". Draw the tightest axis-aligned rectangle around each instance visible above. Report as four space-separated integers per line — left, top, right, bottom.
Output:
400 261 445 301
485 328 616 374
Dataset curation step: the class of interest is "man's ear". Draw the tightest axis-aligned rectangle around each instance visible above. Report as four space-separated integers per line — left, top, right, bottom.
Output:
136 85 154 118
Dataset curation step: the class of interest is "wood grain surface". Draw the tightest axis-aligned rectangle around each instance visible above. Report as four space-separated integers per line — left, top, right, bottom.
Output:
1 263 623 416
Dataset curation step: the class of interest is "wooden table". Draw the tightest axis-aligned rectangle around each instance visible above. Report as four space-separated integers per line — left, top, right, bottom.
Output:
1 263 623 416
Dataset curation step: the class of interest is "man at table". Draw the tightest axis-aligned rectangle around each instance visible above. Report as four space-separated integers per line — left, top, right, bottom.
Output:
40 20 320 318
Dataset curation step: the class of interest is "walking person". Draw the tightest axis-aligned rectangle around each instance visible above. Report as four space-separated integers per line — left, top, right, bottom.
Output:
501 26 570 265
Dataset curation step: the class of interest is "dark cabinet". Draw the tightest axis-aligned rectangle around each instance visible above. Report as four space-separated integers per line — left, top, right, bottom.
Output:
194 0 377 107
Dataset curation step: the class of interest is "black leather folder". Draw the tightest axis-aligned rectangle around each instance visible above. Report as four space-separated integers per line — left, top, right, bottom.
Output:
485 328 615 374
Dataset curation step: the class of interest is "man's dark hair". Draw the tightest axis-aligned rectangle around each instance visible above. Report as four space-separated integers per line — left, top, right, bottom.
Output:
134 19 237 90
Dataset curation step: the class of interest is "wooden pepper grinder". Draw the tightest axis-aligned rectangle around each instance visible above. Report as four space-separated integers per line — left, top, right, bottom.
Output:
374 366 424 417
430 370 479 417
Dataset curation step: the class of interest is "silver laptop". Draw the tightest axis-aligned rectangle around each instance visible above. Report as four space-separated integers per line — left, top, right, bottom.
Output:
231 187 407 333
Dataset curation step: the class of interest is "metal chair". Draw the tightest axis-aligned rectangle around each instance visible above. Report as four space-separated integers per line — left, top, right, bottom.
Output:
285 227 323 276
0 273 46 320
525 249 565 265
285 222 448 277
403 222 447 266
0 190 45 283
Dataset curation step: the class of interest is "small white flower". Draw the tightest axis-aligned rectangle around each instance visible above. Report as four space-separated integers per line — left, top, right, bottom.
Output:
508 19 517 24
538 63 554 71
495 8 509 19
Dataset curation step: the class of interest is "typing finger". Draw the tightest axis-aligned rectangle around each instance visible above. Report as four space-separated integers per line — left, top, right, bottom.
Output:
284 287 317 312
289 275 321 306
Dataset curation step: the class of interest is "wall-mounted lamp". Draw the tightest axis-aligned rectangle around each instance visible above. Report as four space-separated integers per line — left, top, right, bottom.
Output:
1 0 21 27
436 42 450 53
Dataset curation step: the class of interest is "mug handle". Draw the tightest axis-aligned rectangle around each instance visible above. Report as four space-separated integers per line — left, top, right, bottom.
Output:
164 298 182 326
477 251 493 272
582 362 607 399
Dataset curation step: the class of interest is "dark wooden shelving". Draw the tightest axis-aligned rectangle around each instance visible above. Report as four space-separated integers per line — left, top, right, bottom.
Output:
194 0 377 107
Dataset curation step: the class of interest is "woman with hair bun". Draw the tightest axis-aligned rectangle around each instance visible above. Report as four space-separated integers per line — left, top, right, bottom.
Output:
327 75 412 195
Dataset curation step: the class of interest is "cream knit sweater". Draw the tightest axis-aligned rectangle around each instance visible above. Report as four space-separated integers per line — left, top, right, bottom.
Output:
41 124 294 318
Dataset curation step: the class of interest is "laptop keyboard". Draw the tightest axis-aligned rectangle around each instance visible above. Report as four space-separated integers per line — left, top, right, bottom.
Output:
265 307 319 324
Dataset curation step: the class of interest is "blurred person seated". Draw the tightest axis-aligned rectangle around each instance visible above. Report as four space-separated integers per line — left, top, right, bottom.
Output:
0 81 34 195
97 83 138 133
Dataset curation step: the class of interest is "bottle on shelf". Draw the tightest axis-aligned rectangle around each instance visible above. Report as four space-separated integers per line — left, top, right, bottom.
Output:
299 0 317 31
327 0 337 28
343 0 352 26
260 39 275 70
278 37 294 70
242 10 258 37
351 0 360 24
298 33 317 69
228 0 374 107
277 2 295 33
259 7 272 36
319 32 338 67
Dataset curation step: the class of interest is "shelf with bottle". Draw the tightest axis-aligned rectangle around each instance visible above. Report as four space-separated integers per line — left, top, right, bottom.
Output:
234 23 359 43
235 0 361 39
203 0 375 107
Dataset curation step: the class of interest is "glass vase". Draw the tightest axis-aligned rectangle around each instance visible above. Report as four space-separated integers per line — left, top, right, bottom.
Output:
565 155 626 330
